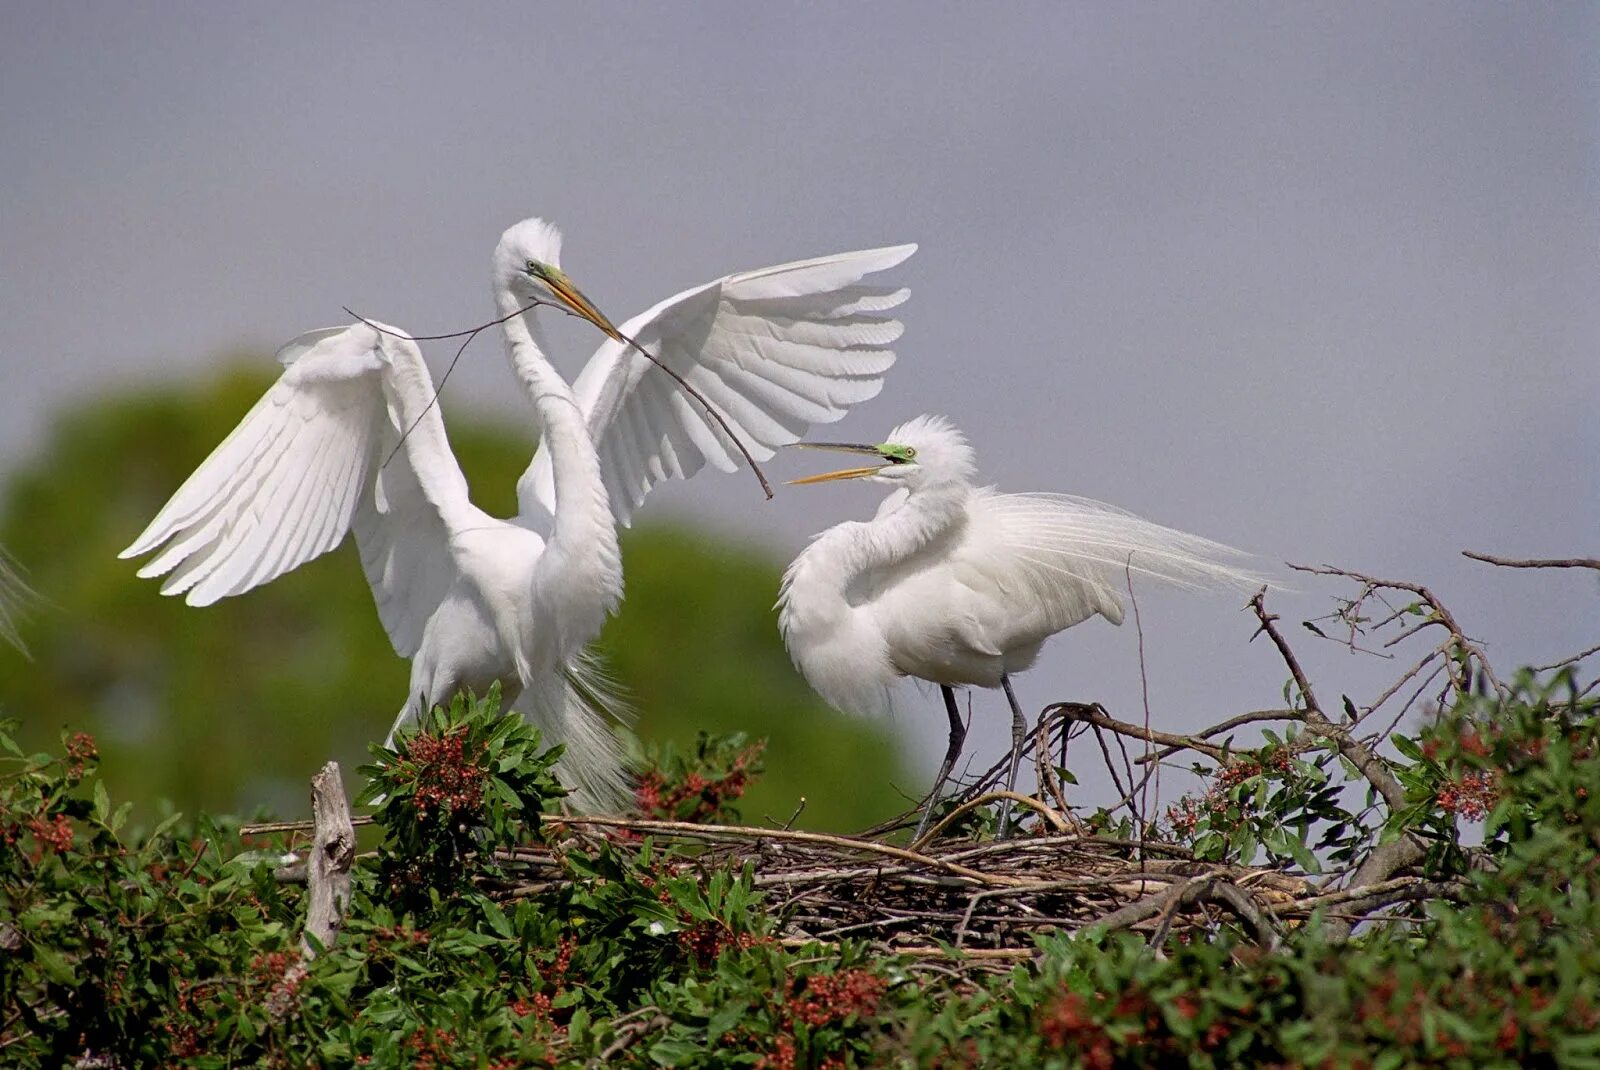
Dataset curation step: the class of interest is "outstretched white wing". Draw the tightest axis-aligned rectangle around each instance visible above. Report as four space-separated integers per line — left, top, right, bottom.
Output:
519 243 916 526
121 323 484 657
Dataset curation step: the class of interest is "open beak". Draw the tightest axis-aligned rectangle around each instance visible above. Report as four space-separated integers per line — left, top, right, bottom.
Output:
786 442 887 485
536 267 625 343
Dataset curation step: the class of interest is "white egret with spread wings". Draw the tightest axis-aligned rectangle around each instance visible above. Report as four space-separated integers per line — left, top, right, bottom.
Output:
122 218 915 808
778 415 1262 839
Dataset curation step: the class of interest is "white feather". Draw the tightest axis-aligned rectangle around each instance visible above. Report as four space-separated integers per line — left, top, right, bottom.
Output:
517 243 917 528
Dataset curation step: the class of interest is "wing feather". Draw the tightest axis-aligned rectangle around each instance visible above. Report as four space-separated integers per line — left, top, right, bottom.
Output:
518 243 916 526
122 325 481 658
973 490 1264 633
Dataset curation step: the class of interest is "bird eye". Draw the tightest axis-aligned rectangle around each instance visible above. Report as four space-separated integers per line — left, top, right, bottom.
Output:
903 447 917 460
524 259 541 275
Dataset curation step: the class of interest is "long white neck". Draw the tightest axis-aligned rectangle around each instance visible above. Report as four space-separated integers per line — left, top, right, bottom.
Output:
780 481 968 627
499 296 623 631
776 481 968 718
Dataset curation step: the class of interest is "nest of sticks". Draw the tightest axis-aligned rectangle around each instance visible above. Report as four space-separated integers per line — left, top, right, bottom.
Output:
486 563 1528 967
497 813 1315 973
257 563 1590 974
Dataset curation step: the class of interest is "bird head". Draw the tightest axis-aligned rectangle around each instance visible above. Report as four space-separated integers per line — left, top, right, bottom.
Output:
788 414 976 491
492 217 624 342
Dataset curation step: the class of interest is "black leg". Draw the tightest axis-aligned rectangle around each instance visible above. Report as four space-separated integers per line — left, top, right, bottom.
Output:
912 685 967 843
997 674 1027 837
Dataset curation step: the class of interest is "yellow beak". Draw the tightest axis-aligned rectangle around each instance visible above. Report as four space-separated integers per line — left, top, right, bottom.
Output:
786 442 891 485
539 268 625 344
786 465 885 486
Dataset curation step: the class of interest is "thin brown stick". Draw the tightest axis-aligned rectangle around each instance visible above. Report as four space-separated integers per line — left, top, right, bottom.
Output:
1534 643 1600 673
1248 587 1325 720
1048 702 1229 762
346 301 543 470
612 325 773 500
242 815 374 837
1462 550 1600 573
909 790 1071 852
1139 709 1301 764
776 937 1033 961
1248 590 1407 813
1290 563 1504 694
546 815 1028 887
587 1010 670 1068
349 298 774 500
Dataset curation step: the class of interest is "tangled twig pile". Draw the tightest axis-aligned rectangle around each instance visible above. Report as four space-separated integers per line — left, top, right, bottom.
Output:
495 814 1317 972
251 554 1594 979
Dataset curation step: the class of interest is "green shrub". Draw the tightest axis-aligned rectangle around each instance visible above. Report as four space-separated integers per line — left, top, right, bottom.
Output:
3 672 1598 1068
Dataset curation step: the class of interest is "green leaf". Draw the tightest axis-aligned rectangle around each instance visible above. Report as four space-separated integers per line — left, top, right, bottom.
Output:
32 943 76 985
479 899 513 939
1283 835 1320 873
648 1037 703 1066
1391 734 1424 762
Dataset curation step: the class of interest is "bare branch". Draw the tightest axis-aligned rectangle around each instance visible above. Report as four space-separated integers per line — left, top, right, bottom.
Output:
1046 702 1230 763
1249 590 1408 813
297 762 357 960
1096 875 1277 948
1462 550 1600 573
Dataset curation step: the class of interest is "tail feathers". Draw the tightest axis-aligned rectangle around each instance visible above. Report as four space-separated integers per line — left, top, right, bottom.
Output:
990 491 1269 595
513 648 634 814
0 551 34 656
382 691 426 750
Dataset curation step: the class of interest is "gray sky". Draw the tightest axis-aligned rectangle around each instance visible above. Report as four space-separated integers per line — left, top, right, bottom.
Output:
2 3 1595 797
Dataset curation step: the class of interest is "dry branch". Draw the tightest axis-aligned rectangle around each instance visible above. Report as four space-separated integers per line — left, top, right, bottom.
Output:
1250 589 1408 813
297 762 357 959
1462 550 1600 573
485 816 1310 967
266 763 356 1019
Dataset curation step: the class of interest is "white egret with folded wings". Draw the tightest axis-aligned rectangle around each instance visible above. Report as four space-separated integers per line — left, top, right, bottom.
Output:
779 415 1262 839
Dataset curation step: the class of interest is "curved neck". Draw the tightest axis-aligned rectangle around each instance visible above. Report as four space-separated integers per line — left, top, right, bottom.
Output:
785 482 968 609
501 305 621 612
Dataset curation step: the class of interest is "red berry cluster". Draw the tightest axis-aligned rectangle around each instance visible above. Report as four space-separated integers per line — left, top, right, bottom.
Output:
365 923 431 956
1038 993 1113 1069
508 936 578 1037
786 970 887 1028
1037 985 1240 1066
678 919 763 968
1166 797 1203 838
250 948 304 1017
509 992 553 1021
1420 724 1509 821
1166 750 1294 841
1436 770 1500 820
65 731 97 781
635 741 764 822
400 1026 459 1070
400 726 486 822
642 869 769 968
747 969 887 1070
160 979 210 1058
1353 970 1597 1058
26 814 74 857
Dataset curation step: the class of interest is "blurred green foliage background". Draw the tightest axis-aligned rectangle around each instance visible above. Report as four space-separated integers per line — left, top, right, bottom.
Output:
0 365 909 831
